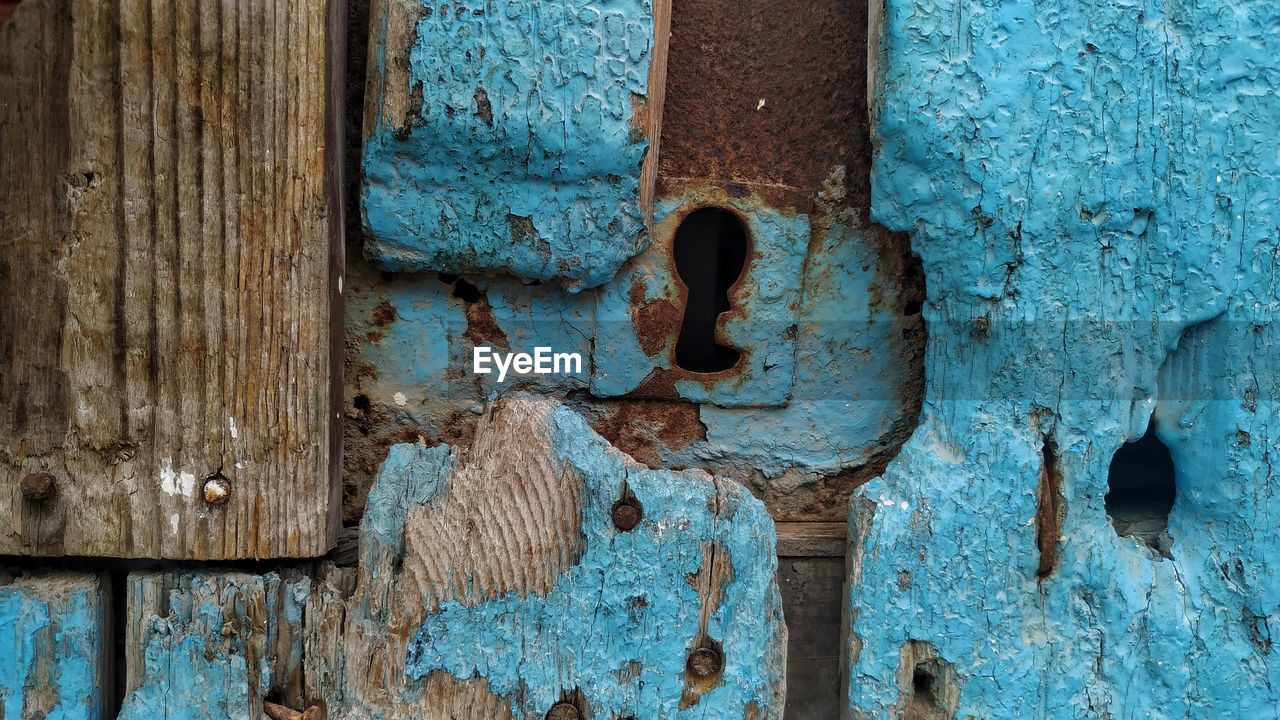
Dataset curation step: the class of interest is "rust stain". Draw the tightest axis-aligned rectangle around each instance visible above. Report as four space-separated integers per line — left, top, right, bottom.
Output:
658 0 871 212
629 278 681 357
587 399 706 468
463 295 509 349
370 299 398 326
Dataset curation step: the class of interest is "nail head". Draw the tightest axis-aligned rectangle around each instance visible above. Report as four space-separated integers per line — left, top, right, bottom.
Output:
20 472 56 502
203 475 231 506
687 647 723 678
611 498 642 531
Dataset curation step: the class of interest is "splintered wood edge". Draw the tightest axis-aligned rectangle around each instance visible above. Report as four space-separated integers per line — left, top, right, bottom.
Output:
639 0 671 224
324 0 348 553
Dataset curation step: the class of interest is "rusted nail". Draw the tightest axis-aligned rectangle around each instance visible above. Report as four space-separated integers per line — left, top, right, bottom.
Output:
19 472 56 502
687 647 723 679
202 474 231 506
611 496 642 531
264 701 321 720
545 702 581 720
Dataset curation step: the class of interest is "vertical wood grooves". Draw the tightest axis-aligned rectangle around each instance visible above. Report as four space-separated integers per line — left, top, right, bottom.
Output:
0 0 339 559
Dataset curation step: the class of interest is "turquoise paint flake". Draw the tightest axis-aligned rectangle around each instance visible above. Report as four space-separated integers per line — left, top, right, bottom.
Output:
368 400 784 718
117 572 311 720
850 0 1280 716
0 574 105 720
362 0 659 290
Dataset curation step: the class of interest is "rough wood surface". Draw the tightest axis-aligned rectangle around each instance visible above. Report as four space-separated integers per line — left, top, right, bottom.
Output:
319 394 786 719
776 522 847 558
0 571 109 719
118 570 312 719
0 0 343 558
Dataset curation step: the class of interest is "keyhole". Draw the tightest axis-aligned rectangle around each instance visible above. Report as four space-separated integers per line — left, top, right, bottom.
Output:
673 207 749 373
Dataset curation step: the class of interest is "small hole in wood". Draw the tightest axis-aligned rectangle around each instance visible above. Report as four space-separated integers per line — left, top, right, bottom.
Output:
673 207 748 374
1106 421 1176 556
912 665 936 704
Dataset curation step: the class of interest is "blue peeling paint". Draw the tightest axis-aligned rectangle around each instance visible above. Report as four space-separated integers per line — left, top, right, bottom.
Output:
849 0 1280 716
362 0 659 290
364 400 784 718
593 192 810 407
348 188 920 501
685 214 921 477
0 576 104 720
117 573 310 720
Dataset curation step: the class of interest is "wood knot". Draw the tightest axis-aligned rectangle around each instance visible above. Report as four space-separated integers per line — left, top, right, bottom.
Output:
20 472 56 502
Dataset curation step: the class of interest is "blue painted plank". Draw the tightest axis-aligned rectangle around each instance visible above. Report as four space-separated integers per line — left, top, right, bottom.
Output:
0 573 108 720
848 0 1280 716
117 571 311 720
362 0 669 291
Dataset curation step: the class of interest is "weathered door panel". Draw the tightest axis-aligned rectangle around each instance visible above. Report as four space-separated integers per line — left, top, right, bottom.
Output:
0 0 344 559
847 0 1280 716
117 571 311 719
113 395 786 719
0 572 110 719
362 0 671 291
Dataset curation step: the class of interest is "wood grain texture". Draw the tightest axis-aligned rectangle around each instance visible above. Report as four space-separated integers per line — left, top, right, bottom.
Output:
0 571 110 719
638 0 671 224
118 570 312 719
319 394 786 719
0 0 343 559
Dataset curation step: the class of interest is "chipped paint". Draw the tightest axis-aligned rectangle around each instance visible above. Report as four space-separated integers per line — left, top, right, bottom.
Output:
345 0 918 527
159 457 196 498
847 0 1280 715
362 0 663 290
593 190 809 407
349 395 786 718
117 572 311 720
0 574 107 720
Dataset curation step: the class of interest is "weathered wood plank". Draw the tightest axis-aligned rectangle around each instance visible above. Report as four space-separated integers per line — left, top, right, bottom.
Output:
0 0 343 558
320 394 786 719
361 0 671 290
0 571 110 719
847 0 1280 716
117 570 312 719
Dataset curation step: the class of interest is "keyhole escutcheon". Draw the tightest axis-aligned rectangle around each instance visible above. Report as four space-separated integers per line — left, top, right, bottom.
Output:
673 207 749 373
